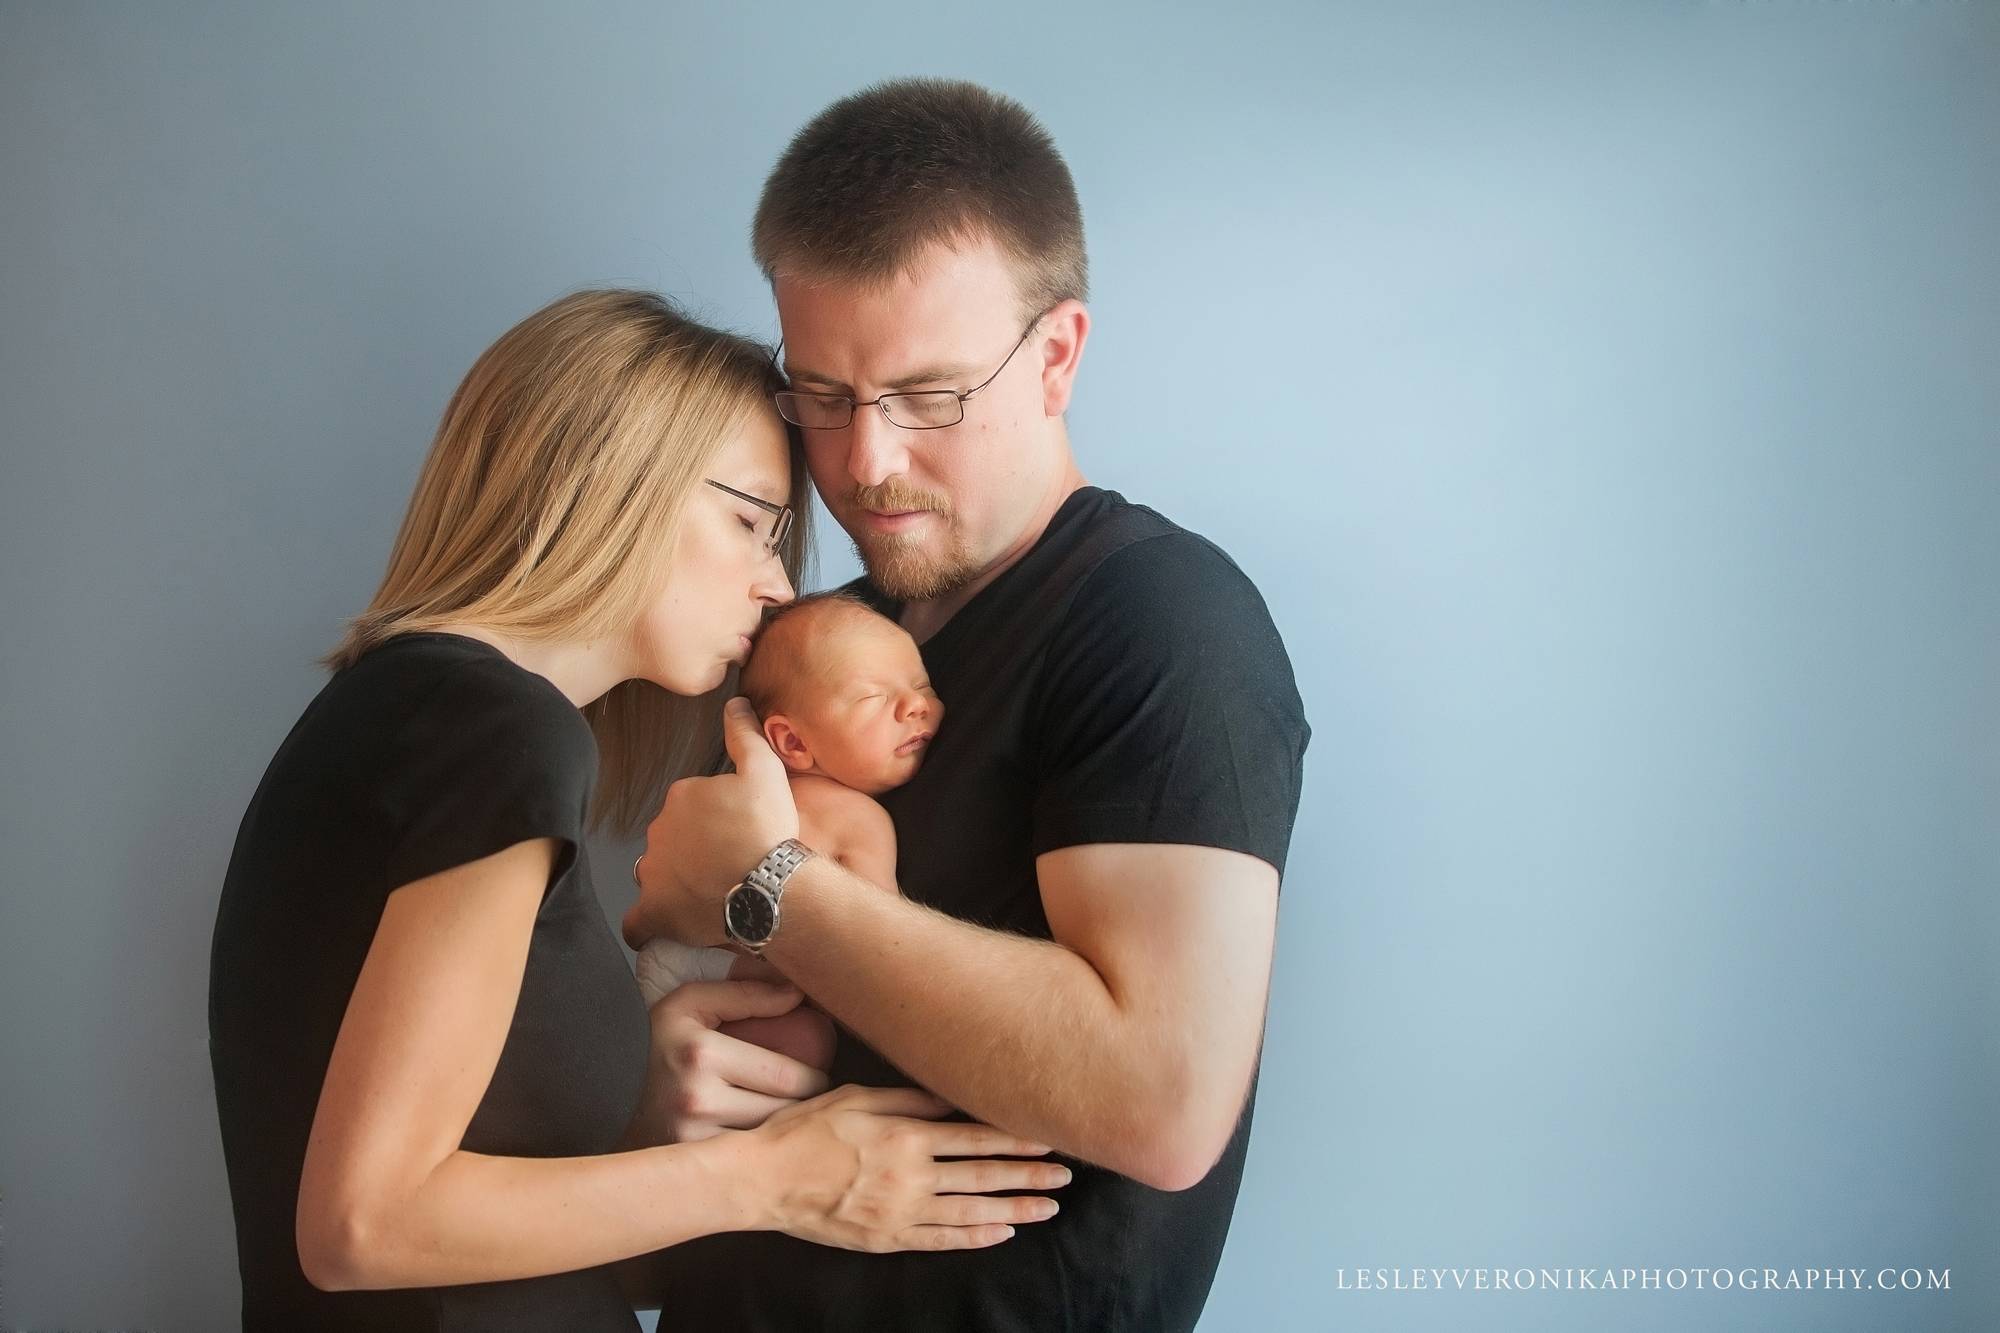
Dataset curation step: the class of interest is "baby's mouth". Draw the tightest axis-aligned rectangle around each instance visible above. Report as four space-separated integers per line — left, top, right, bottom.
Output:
894 731 934 757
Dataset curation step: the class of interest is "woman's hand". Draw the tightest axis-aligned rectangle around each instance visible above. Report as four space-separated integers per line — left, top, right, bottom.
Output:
748 1085 1071 1253
634 978 833 1144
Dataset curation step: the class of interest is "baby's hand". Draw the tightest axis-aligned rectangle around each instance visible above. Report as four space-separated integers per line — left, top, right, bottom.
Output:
720 953 837 1071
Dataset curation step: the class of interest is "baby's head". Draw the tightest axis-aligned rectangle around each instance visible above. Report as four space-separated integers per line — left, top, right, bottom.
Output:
739 592 943 796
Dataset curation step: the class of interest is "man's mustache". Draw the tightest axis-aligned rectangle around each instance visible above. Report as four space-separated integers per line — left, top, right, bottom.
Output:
845 482 951 515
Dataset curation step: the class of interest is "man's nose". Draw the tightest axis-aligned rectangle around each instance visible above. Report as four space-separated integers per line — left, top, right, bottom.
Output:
844 403 911 489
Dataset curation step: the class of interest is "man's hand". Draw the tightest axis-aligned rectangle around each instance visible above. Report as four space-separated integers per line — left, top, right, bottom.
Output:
624 697 800 949
758 843 1278 1191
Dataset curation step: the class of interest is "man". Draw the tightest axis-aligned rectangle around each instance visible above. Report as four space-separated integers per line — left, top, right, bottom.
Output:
631 78 1309 1332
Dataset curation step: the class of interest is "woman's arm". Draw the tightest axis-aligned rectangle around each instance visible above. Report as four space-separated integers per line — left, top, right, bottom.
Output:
297 837 1065 1291
296 837 749 1288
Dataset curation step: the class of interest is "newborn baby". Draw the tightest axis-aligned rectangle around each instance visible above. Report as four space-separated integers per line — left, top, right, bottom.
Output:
634 591 941 1067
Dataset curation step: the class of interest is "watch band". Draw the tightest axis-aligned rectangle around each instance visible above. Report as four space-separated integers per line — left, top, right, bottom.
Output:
725 838 815 952
745 838 814 901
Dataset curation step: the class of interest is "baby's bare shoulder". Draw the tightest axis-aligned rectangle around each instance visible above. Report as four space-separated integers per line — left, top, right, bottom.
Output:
789 772 888 829
789 774 898 884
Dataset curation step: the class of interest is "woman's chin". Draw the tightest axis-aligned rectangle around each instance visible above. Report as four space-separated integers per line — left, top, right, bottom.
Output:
636 659 726 698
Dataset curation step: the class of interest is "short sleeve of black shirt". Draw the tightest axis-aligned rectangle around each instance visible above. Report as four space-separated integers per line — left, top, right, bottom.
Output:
370 647 599 895
1029 529 1309 876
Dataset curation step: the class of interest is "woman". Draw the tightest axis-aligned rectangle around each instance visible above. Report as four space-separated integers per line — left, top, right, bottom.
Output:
207 289 1065 1331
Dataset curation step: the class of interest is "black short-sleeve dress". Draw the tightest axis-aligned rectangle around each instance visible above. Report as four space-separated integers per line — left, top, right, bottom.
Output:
207 632 650 1331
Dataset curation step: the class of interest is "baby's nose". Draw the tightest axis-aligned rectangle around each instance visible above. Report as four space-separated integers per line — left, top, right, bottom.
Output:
899 692 929 720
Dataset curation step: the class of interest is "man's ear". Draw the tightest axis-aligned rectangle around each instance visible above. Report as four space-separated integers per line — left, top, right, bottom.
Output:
763 714 816 772
1038 298 1091 418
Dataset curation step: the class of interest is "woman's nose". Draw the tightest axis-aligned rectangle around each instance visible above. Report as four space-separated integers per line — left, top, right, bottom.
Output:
753 556 795 607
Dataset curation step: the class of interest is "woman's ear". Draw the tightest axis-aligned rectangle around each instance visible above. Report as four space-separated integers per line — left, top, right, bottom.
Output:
762 714 815 772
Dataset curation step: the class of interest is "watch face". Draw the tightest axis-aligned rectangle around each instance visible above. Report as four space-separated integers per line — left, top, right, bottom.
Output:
726 885 777 944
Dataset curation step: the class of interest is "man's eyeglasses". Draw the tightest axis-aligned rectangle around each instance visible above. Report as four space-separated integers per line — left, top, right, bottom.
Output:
706 479 794 557
773 308 1053 431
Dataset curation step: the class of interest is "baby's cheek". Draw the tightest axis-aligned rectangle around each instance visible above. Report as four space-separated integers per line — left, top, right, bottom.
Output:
859 752 915 794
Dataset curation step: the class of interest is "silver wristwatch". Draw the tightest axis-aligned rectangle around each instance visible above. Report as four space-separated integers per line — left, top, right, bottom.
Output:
722 838 815 954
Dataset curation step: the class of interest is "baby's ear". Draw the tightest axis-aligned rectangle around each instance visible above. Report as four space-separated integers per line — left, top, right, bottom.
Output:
762 714 815 772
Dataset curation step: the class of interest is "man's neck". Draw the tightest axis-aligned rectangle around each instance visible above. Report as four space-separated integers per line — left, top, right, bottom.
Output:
898 455 1089 646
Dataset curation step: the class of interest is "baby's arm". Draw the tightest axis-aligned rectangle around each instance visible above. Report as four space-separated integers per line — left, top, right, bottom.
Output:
716 775 897 1066
714 778 894 997
789 773 899 894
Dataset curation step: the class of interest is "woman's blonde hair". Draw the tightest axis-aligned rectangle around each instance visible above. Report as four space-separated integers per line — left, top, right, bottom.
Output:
324 288 811 833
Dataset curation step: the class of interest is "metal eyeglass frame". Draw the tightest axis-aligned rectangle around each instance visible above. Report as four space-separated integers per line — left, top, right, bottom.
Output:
772 306 1054 431
705 479 794 557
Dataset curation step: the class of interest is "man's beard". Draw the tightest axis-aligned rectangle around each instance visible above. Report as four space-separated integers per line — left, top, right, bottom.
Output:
855 526 978 601
844 481 977 601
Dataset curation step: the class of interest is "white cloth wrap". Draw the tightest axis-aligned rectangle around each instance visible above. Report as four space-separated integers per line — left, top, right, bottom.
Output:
634 936 739 1008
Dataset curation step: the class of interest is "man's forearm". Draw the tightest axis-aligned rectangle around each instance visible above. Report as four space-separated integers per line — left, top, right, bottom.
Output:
761 858 1183 1181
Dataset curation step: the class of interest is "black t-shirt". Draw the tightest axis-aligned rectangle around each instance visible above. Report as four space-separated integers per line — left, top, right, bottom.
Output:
652 486 1311 1332
208 632 650 1332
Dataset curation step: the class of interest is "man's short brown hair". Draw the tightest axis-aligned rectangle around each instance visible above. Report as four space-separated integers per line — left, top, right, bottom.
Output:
752 78 1087 322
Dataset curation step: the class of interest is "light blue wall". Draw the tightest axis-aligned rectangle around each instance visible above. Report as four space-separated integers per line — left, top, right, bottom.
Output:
2 4 1993 1330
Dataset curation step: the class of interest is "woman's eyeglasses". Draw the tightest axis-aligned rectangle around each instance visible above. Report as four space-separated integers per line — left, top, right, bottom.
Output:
705 479 794 557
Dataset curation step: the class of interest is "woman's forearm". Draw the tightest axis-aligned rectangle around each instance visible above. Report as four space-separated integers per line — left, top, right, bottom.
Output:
301 1133 768 1292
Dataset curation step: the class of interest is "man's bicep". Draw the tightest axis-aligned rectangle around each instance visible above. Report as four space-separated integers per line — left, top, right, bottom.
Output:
1036 842 1277 1036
